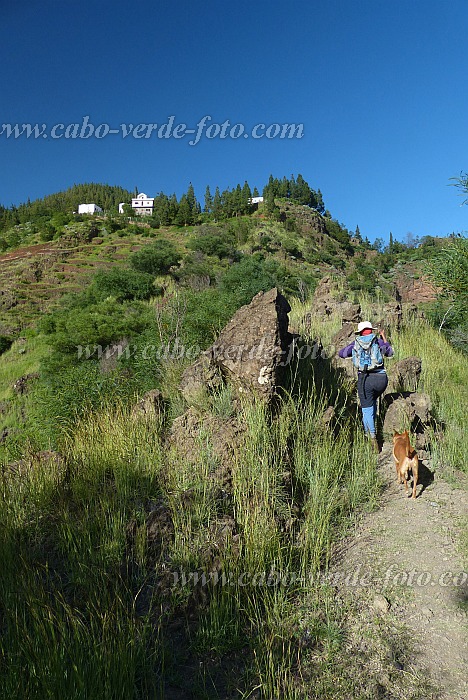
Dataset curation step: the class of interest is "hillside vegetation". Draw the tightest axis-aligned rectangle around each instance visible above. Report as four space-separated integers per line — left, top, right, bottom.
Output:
0 177 466 698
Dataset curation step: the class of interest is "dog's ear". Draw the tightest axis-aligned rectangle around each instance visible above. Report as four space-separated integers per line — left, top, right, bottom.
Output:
393 430 398 436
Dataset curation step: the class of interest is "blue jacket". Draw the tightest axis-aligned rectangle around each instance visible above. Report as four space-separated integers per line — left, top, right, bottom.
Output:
338 335 393 360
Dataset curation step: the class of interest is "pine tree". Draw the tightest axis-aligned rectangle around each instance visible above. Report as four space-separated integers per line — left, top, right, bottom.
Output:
204 185 213 214
315 189 325 214
241 180 252 212
176 195 192 226
213 187 222 221
232 184 243 216
389 232 394 253
186 182 197 213
168 194 179 223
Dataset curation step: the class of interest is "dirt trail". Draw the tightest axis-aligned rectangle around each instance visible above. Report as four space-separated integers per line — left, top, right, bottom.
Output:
334 443 468 699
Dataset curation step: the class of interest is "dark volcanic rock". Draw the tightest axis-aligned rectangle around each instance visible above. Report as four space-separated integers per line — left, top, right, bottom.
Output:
331 323 356 380
12 373 39 395
131 389 165 418
383 392 432 437
179 353 224 402
180 288 293 404
377 302 403 332
168 407 245 486
386 357 422 394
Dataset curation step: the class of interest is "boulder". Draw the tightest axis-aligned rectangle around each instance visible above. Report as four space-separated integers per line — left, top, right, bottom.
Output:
180 288 294 404
309 276 360 323
341 302 361 324
320 406 335 428
12 373 39 395
383 392 432 436
309 275 345 317
394 270 436 304
331 323 356 380
377 303 403 331
332 323 355 350
131 389 165 418
372 593 391 614
145 500 174 549
179 352 223 403
386 357 422 394
168 407 245 486
212 288 292 400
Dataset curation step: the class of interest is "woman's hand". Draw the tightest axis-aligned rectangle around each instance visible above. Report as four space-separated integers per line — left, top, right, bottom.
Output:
379 328 387 343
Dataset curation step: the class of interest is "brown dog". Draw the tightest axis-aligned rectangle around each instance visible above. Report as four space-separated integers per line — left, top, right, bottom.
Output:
393 430 419 499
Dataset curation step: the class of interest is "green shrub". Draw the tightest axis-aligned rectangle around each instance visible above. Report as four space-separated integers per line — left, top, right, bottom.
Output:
219 255 301 307
39 224 56 242
187 233 235 259
130 239 180 275
44 299 153 353
50 212 72 229
281 236 303 258
30 360 152 444
89 268 156 302
178 288 237 348
225 218 255 245
176 252 218 285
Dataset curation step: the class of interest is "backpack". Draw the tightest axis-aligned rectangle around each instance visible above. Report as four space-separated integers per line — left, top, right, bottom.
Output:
352 334 384 372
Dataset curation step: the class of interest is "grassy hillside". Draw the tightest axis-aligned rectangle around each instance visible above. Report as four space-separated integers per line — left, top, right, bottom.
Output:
1 294 466 697
0 191 442 337
0 183 465 698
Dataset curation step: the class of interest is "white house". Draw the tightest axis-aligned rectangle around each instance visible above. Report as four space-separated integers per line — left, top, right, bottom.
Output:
118 202 126 214
250 196 264 204
131 193 154 216
78 203 103 215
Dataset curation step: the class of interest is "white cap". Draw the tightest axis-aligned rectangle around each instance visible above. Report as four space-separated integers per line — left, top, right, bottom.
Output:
356 321 376 333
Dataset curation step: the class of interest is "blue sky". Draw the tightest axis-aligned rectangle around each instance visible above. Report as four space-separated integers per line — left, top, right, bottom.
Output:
1 0 467 243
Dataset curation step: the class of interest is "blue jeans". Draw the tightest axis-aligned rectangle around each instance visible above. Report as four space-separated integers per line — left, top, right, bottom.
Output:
357 371 388 437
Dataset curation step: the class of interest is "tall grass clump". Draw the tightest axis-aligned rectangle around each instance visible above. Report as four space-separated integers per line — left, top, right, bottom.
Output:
1 295 432 698
393 316 468 474
0 405 165 698
200 388 380 697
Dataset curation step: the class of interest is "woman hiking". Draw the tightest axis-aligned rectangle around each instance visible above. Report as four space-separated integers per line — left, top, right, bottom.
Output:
338 321 393 452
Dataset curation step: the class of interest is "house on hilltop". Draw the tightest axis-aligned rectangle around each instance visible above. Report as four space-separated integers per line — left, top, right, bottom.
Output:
78 203 103 215
131 193 154 216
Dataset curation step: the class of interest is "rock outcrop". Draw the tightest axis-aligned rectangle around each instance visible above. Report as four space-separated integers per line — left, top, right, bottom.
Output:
386 357 422 394
383 392 433 447
131 389 165 418
310 275 351 319
180 288 294 404
331 323 356 380
376 302 403 331
394 270 436 304
179 354 223 402
341 302 361 324
12 373 39 395
168 407 245 486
